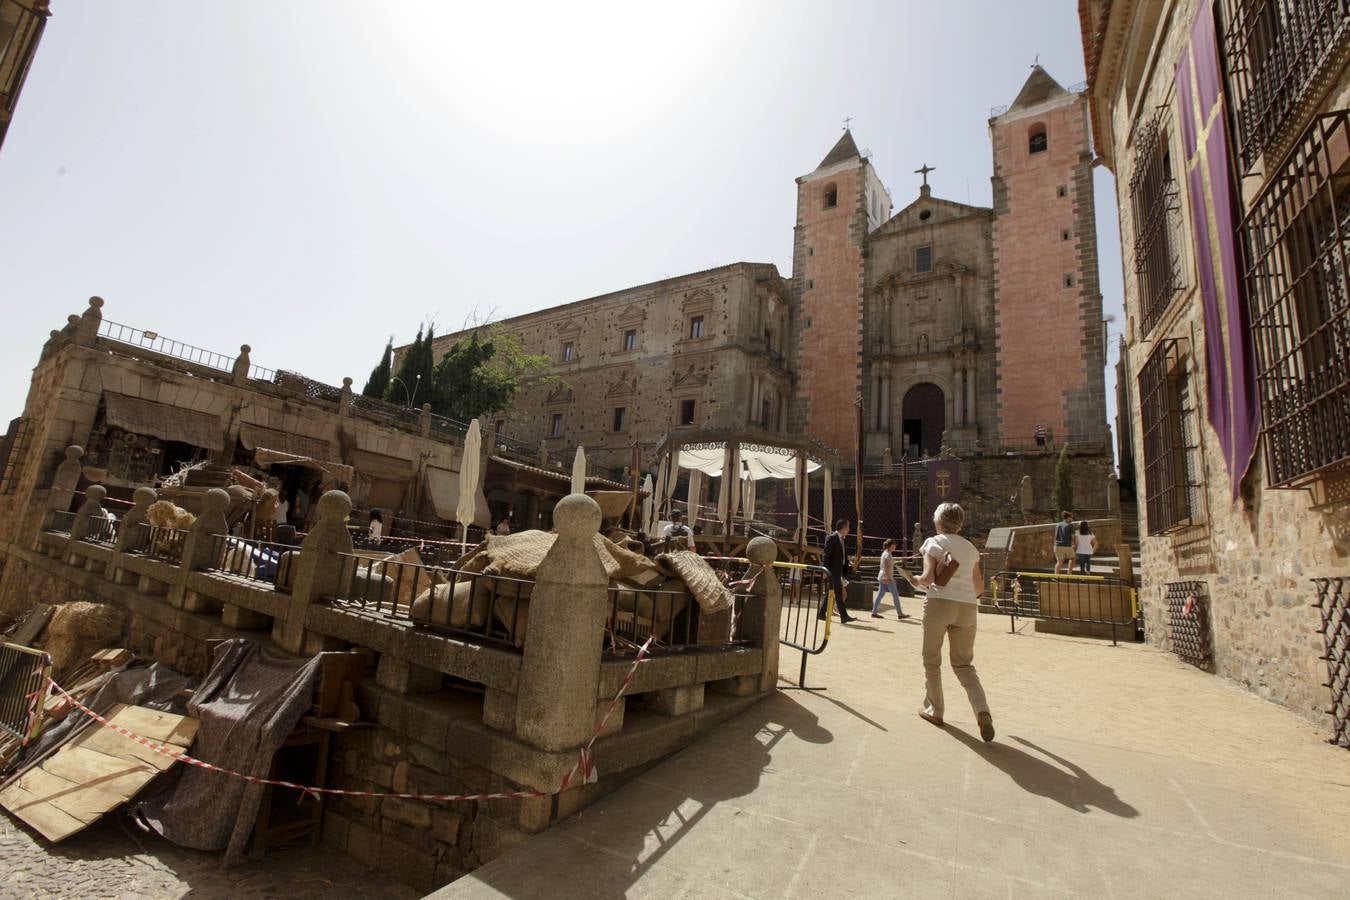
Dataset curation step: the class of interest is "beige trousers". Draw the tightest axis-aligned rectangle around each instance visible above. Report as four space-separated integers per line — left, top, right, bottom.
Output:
921 596 990 720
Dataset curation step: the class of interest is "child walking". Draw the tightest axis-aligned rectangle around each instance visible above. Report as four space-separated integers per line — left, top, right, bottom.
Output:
872 539 911 620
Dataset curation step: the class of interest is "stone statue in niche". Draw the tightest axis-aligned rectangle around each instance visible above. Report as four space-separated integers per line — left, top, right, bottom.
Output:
917 334 930 353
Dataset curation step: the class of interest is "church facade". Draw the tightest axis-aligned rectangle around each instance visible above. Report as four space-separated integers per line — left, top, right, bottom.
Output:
422 67 1110 499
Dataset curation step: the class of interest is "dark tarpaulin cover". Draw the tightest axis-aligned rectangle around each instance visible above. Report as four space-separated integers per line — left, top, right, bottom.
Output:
137 639 323 864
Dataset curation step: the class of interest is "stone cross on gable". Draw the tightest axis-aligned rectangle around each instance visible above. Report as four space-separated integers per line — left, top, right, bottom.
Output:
914 163 936 188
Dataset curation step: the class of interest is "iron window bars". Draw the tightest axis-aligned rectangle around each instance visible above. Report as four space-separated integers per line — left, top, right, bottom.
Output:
1220 0 1350 171
1139 339 1199 534
1130 115 1183 338
1314 577 1349 748
1240 110 1350 488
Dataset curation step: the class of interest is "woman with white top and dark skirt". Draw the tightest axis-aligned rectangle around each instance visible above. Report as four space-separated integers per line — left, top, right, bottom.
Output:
903 502 995 742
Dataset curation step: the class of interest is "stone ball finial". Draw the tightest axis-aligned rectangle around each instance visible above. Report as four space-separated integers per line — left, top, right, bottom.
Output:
240 344 251 354
747 535 778 566
342 377 353 387
554 493 601 540
203 487 231 512
421 402 432 412
86 484 107 502
67 315 80 326
132 486 157 507
88 296 104 310
317 489 353 521
65 445 84 461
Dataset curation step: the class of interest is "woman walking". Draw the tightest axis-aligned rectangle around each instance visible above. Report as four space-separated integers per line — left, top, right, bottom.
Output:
1074 521 1097 575
871 539 910 620
903 502 994 742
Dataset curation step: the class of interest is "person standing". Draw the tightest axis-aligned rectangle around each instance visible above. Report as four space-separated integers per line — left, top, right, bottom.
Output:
1074 521 1097 575
368 509 384 544
903 502 994 741
1053 510 1075 575
659 510 696 550
871 539 909 620
819 519 858 624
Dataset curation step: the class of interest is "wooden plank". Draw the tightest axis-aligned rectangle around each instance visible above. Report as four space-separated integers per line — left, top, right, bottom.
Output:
9 605 54 648
0 704 197 842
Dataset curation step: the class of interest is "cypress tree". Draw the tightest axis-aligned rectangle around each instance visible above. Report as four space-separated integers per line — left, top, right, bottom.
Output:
361 337 393 399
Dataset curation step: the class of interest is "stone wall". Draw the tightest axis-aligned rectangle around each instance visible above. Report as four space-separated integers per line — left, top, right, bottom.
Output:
1089 0 1350 726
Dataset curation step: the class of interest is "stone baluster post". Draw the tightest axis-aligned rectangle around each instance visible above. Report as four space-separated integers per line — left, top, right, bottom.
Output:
231 344 252 385
44 445 84 530
69 484 106 544
109 487 156 582
741 536 782 694
1107 471 1121 514
339 377 353 416
420 402 432 437
274 490 354 654
882 447 894 476
1019 474 1035 522
73 296 103 346
513 494 609 752
171 488 231 611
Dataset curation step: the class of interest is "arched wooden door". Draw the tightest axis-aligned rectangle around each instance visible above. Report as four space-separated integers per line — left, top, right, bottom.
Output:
902 383 945 457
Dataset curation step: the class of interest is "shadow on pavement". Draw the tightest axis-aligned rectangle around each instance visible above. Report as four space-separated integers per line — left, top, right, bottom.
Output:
943 727 1139 817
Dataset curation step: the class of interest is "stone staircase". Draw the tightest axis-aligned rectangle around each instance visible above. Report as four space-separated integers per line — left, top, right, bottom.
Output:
1098 496 1142 579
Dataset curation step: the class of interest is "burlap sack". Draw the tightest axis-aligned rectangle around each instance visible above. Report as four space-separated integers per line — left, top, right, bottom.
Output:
655 551 734 613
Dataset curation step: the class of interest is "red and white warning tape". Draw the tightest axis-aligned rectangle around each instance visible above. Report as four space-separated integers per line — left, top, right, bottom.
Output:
35 635 655 804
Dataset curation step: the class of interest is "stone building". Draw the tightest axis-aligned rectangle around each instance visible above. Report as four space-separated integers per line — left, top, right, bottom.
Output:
1080 0 1350 737
0 0 50 152
430 262 792 474
424 66 1111 498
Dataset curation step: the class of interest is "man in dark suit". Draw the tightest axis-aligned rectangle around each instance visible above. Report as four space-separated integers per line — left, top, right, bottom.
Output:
818 518 858 623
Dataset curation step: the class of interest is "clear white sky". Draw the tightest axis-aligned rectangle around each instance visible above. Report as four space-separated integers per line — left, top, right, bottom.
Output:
0 1 1124 444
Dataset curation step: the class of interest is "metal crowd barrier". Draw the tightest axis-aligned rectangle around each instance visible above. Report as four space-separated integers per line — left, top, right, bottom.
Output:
985 571 1141 646
0 643 50 750
774 561 835 690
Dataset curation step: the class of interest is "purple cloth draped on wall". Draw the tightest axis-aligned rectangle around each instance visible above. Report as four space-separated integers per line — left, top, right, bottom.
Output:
1175 3 1261 499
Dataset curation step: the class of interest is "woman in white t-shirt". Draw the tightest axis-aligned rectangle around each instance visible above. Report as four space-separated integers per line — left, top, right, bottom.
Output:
902 502 995 742
1074 521 1097 575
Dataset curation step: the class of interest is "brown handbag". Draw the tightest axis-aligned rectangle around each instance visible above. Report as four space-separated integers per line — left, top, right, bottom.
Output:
933 552 961 587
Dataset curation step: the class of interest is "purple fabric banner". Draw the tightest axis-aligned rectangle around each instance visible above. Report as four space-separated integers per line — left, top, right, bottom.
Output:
1174 3 1261 498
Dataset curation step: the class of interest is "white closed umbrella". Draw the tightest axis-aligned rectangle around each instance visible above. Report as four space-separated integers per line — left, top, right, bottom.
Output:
742 466 757 525
686 469 702 525
457 419 482 553
641 474 654 535
571 445 587 495
651 456 669 531
823 467 834 536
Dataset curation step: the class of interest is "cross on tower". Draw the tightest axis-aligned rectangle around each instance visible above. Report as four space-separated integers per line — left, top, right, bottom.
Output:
843 115 853 131
914 163 936 187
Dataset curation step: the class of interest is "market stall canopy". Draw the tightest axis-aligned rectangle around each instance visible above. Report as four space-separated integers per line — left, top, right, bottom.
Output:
238 423 331 461
424 465 462 521
252 449 354 484
678 444 820 480
103 393 225 451
347 448 416 481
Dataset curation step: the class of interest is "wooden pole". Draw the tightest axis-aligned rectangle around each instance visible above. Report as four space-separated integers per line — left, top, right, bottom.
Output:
629 443 640 531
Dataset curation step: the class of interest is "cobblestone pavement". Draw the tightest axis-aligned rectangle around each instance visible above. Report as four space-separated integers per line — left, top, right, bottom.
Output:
0 811 417 899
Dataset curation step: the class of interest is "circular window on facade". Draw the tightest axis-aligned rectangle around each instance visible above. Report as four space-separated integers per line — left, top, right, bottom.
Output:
918 209 932 220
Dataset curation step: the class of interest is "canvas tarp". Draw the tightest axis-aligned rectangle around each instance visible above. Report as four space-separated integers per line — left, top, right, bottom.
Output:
253 448 354 484
238 423 331 461
348 448 416 481
424 465 462 521
678 444 819 481
103 393 225 451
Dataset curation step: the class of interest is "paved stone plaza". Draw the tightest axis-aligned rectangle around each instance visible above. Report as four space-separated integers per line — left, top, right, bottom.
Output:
444 615 1350 898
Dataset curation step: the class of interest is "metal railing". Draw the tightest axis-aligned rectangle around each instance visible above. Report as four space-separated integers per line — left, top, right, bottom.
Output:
775 562 835 689
0 643 50 747
47 510 76 535
984 571 1140 646
83 514 117 546
1313 576 1349 749
99 320 238 373
204 534 296 588
604 584 750 657
144 526 188 565
329 554 529 650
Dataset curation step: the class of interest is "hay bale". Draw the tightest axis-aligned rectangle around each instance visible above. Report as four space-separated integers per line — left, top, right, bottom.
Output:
44 602 125 673
147 500 194 530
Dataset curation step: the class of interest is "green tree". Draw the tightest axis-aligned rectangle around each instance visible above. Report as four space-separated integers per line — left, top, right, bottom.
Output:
388 324 436 407
361 337 393 399
426 326 551 422
1053 444 1075 517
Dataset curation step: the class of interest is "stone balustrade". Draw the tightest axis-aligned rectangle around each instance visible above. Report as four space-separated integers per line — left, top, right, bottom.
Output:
24 446 782 879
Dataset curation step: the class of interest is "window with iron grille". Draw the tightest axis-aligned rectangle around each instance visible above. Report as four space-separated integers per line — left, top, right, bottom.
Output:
1240 111 1350 488
0 416 33 495
1129 115 1181 337
1219 0 1350 171
1139 340 1199 535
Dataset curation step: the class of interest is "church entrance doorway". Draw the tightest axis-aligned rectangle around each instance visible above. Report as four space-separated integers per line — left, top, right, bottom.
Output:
902 383 944 458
